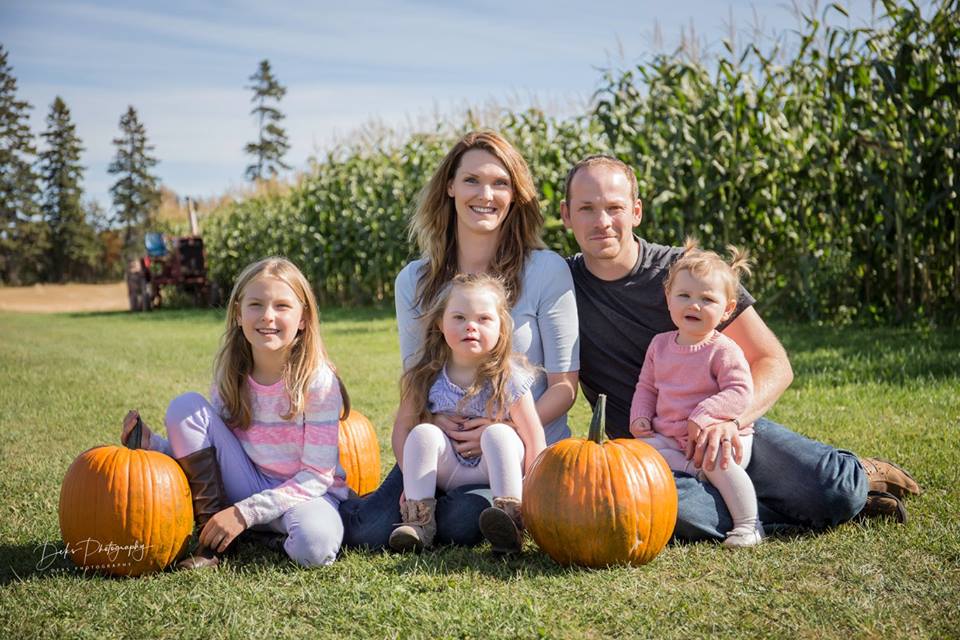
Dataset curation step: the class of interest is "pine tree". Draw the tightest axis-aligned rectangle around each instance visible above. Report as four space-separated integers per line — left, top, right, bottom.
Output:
39 96 97 281
0 45 44 285
108 106 160 255
244 59 291 181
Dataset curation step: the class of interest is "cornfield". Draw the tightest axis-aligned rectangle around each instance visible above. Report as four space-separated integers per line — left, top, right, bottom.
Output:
204 0 958 323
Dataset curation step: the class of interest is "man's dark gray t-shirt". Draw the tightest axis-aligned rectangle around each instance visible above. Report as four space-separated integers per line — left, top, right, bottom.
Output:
567 237 755 439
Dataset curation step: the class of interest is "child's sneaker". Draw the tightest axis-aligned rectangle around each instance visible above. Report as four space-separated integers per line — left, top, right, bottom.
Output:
723 522 764 548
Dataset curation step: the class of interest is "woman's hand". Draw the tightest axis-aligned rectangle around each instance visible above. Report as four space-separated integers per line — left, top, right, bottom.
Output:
685 420 742 471
435 414 513 459
121 410 152 449
198 506 248 553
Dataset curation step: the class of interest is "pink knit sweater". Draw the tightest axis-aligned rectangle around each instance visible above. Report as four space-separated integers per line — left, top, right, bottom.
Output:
629 330 753 448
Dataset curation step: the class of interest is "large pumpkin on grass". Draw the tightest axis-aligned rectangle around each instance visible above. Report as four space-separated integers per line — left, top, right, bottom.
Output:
58 421 193 577
523 395 678 567
338 410 381 496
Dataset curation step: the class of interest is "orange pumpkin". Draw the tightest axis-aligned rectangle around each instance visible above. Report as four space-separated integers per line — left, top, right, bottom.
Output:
522 394 678 567
338 410 381 496
58 426 193 577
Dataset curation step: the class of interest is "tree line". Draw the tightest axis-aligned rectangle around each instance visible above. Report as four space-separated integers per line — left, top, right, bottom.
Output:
0 50 291 285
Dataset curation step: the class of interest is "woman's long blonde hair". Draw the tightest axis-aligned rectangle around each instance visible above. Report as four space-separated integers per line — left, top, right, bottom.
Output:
401 273 519 422
409 130 545 310
213 257 350 430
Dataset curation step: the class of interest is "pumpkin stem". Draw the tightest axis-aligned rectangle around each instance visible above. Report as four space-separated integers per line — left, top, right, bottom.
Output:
588 394 607 444
127 415 144 451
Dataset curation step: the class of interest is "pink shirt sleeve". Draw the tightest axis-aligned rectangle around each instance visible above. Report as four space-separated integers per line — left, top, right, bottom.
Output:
688 338 753 429
629 335 660 425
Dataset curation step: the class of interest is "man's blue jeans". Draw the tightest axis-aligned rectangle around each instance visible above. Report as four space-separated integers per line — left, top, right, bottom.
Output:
338 464 492 548
338 417 868 548
673 417 867 541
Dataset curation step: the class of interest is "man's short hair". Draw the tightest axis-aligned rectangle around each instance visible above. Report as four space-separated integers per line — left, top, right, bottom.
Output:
563 155 638 204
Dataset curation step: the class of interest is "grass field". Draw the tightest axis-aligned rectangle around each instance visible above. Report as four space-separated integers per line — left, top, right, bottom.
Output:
1 308 958 639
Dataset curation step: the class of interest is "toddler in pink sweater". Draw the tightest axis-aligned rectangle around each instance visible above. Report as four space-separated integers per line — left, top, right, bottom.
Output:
629 240 761 547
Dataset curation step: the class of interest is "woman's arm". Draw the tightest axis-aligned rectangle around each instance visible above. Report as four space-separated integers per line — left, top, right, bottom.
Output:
395 263 422 371
533 251 581 426
444 371 577 456
509 391 547 474
535 370 579 427
391 392 421 470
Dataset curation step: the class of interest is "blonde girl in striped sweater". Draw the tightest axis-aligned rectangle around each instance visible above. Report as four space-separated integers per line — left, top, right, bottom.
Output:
121 257 350 569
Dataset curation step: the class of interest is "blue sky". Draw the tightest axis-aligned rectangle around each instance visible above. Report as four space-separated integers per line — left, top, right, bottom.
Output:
1 0 881 210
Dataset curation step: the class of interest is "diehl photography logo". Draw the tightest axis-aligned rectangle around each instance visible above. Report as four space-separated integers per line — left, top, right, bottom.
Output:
35 539 154 571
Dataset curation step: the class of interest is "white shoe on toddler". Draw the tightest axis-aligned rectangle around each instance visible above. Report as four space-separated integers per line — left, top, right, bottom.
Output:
722 522 764 548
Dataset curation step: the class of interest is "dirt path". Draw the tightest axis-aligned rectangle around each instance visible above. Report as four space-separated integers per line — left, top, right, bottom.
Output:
0 282 129 313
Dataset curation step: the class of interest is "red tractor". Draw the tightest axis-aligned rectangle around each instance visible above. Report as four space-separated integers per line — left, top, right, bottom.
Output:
125 201 217 311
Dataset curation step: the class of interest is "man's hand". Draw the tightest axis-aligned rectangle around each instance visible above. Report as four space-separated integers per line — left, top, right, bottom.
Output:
198 506 248 553
686 420 742 471
629 417 653 438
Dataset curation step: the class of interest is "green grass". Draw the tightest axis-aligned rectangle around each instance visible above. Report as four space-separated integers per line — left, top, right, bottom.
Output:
1 309 958 639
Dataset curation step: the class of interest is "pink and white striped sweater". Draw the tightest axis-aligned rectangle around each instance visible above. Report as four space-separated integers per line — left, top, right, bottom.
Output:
218 364 348 527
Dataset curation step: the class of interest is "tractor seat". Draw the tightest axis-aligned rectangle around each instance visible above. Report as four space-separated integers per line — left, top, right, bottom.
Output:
145 232 168 258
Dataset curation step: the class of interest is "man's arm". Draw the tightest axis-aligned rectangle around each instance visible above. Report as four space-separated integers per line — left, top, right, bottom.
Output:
721 306 793 425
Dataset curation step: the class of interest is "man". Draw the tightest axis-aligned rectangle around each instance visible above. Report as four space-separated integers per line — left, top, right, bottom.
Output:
559 155 919 541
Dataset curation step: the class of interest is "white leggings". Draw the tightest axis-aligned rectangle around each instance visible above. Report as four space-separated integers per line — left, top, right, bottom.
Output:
643 433 758 537
402 422 525 501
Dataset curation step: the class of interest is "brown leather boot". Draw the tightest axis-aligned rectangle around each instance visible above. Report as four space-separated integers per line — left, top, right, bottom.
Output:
859 490 908 523
859 457 921 499
389 498 437 552
176 446 230 569
479 497 523 554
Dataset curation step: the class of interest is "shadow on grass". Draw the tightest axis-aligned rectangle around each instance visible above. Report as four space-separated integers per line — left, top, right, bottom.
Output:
0 537 291 584
1 540 89 585
381 545 579 579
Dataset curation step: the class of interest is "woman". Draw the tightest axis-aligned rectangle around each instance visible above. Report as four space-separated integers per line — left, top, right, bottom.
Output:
339 130 579 548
